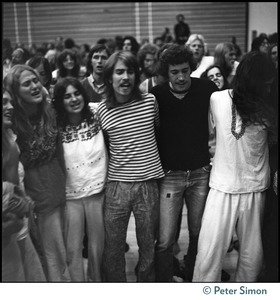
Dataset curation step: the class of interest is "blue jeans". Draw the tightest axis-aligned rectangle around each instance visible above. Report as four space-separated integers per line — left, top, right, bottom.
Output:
103 180 159 282
155 165 211 282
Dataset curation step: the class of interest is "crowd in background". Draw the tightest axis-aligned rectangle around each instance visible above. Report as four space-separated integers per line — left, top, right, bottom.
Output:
2 13 278 283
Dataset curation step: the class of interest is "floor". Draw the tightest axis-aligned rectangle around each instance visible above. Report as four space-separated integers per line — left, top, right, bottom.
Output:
84 205 238 282
124 205 238 282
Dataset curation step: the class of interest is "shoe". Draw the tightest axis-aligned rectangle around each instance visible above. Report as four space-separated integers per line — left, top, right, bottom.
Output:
125 243 130 253
221 269 230 282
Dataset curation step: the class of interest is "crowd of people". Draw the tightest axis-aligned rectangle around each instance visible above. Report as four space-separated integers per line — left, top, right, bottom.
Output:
2 22 278 283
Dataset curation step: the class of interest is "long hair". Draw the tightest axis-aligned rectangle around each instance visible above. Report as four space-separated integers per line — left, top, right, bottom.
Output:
137 43 159 71
122 36 140 55
103 50 142 108
52 76 95 129
26 56 52 90
232 51 277 139
214 42 236 78
200 64 229 90
56 49 80 78
185 34 206 56
2 87 13 169
4 64 57 139
158 44 197 79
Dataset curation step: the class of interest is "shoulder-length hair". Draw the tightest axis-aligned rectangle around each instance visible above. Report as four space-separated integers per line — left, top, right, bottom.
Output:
232 51 277 136
200 64 229 90
214 42 236 78
103 50 142 108
158 44 197 79
122 36 140 55
52 76 95 129
137 43 159 70
185 34 206 55
4 64 57 139
56 49 80 78
26 56 52 90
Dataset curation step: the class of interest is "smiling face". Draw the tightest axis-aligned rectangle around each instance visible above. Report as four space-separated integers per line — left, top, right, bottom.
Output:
3 90 14 128
63 85 85 116
63 54 75 70
19 70 43 105
112 59 135 103
207 67 225 90
168 62 191 93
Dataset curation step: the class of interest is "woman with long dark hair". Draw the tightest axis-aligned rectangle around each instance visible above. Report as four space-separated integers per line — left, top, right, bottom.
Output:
193 51 277 282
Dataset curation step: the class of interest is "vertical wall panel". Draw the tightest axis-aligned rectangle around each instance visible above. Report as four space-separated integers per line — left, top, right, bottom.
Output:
2 2 247 54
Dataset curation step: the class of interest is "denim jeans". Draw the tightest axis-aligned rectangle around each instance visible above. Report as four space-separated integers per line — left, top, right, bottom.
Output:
155 165 211 282
103 180 159 282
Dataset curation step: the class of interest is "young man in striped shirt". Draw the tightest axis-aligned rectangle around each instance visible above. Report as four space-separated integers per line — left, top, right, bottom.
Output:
97 50 164 282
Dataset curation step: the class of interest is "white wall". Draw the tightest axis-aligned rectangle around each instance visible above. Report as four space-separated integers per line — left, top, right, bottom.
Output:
247 2 278 52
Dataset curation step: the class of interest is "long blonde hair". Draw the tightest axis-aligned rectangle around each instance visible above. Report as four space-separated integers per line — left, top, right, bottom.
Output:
4 64 57 139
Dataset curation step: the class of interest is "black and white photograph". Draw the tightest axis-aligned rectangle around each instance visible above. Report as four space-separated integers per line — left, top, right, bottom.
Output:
2 2 278 299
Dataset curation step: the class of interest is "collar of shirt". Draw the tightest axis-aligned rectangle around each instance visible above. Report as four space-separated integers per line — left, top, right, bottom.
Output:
88 74 105 94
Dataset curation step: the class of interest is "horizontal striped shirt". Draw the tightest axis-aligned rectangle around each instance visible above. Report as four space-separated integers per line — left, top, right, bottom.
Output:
97 93 164 182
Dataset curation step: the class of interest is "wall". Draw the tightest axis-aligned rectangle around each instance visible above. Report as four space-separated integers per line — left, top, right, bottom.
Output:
3 2 247 55
247 2 278 51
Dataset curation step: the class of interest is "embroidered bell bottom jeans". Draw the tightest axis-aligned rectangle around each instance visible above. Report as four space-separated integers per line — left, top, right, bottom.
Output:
155 165 211 282
103 180 159 282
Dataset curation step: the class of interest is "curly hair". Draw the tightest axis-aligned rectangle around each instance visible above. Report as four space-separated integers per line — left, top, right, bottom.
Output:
4 64 57 139
122 35 140 55
232 51 277 138
103 50 142 108
157 44 197 79
52 76 96 129
137 43 159 70
56 49 80 78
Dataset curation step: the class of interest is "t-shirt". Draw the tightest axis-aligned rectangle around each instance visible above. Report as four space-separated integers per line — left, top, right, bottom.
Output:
97 93 164 182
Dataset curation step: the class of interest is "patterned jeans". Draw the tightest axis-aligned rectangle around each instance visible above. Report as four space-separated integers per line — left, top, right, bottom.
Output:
103 180 159 282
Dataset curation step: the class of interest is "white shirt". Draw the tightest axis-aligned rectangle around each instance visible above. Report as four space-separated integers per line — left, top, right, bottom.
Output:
209 89 270 193
191 56 214 78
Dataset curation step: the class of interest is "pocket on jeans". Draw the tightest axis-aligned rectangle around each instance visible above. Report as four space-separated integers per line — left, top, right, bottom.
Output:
105 181 119 201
